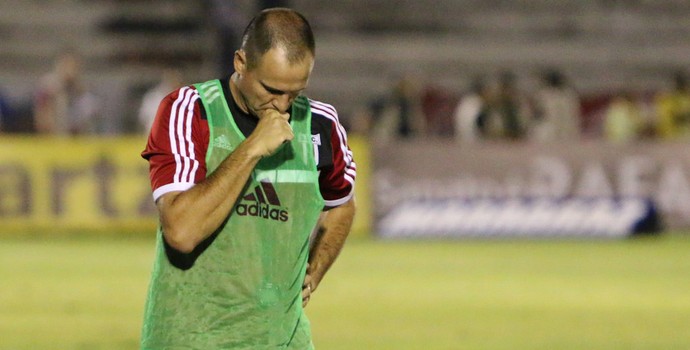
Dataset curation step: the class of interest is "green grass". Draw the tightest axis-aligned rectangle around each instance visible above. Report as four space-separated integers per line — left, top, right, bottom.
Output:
2 234 690 349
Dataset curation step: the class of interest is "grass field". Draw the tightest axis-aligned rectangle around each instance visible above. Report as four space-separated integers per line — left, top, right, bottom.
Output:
2 233 690 349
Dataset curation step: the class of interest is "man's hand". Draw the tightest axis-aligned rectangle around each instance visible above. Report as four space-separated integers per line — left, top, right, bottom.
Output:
302 263 314 307
245 109 293 158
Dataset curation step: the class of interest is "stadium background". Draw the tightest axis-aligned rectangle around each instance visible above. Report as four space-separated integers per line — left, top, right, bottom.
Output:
2 1 690 349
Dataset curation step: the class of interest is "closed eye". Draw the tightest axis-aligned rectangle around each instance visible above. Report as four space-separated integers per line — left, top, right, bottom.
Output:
261 82 286 95
260 81 305 97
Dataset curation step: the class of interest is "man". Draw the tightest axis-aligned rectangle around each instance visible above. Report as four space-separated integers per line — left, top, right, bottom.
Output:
33 48 100 135
140 8 356 349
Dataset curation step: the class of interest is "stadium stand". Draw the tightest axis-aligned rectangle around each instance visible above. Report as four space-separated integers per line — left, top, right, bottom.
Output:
0 0 214 133
294 0 690 118
1 0 689 128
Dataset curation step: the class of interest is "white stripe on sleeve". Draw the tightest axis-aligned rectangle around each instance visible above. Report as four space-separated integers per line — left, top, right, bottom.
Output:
170 87 200 184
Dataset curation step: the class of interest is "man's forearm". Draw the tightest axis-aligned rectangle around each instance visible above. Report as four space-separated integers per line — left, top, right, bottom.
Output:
308 198 356 290
158 143 261 253
158 109 294 253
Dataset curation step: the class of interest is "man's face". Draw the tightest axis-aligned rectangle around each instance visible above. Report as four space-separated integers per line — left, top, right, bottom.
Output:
235 47 314 116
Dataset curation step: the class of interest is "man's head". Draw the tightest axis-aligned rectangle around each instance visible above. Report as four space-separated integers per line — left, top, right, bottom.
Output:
232 8 316 116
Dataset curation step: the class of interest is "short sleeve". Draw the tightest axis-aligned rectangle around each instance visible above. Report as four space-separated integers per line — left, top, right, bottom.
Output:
141 86 209 202
309 100 356 208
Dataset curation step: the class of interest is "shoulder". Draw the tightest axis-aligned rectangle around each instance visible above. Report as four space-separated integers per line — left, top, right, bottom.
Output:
148 84 208 150
308 98 346 137
309 99 340 122
142 85 210 202
152 85 205 127
162 85 200 108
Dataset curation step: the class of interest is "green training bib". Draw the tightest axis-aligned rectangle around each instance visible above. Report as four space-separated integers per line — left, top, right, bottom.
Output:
141 79 324 349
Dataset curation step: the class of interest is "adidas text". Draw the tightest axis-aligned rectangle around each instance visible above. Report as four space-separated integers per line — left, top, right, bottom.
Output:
236 202 289 222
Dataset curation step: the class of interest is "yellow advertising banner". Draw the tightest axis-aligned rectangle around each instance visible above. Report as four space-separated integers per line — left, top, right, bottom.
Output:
0 136 157 233
0 136 371 236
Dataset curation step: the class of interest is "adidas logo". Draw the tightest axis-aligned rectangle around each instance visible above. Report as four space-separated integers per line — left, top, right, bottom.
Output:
213 135 233 150
235 179 289 222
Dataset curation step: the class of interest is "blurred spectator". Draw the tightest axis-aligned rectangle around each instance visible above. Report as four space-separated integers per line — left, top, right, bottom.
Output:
529 69 581 142
393 75 426 138
0 89 13 132
655 70 690 140
488 71 532 140
368 75 425 142
33 48 100 135
453 76 491 143
603 91 642 143
421 84 458 138
0 90 33 133
348 103 375 136
138 67 185 134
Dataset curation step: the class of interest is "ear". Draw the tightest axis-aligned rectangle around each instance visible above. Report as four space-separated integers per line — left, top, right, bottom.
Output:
234 50 246 75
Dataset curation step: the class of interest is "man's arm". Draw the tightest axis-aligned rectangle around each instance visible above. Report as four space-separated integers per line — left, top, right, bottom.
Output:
157 109 293 253
303 197 355 305
156 144 260 253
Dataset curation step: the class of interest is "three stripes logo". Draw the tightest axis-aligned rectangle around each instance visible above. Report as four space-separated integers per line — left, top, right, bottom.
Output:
235 179 289 222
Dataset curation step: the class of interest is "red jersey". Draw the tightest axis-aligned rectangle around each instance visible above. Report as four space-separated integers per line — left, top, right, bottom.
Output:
141 80 356 208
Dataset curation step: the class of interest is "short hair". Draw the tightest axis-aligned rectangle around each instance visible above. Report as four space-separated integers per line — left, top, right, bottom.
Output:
240 8 315 70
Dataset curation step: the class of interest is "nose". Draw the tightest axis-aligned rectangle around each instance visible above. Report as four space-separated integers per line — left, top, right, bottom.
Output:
272 94 292 113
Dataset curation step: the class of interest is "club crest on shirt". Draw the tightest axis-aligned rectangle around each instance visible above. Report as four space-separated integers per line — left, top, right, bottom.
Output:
311 134 321 146
311 134 321 167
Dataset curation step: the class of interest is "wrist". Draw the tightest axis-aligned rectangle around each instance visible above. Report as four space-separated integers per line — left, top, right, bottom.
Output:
239 137 267 160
